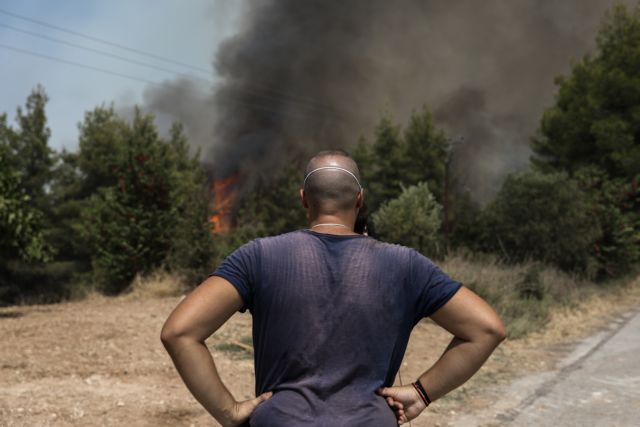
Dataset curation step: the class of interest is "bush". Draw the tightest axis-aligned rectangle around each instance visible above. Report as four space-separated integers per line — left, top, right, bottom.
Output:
479 171 601 276
371 182 443 257
0 260 79 305
573 166 640 278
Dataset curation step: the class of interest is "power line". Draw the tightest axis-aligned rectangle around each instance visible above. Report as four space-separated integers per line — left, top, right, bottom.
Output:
1 41 372 129
0 42 156 85
0 7 211 75
1 43 369 128
0 41 346 123
0 7 363 121
0 22 211 83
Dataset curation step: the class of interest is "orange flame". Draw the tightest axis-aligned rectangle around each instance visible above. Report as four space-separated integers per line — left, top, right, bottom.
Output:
209 174 239 234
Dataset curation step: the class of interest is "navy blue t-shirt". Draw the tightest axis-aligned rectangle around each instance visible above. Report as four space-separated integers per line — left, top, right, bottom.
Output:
211 229 462 427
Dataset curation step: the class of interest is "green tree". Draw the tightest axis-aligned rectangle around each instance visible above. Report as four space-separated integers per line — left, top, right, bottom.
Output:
163 123 215 283
0 143 49 263
480 171 601 275
401 106 449 202
0 89 57 304
531 3 640 277
354 108 450 237
354 115 405 214
79 108 213 293
46 149 89 267
532 4 640 179
46 105 131 271
5 85 53 212
234 161 308 238
372 182 443 257
76 105 129 196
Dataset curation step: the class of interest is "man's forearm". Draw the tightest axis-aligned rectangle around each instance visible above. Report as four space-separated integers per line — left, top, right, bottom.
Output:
417 332 503 402
162 337 236 423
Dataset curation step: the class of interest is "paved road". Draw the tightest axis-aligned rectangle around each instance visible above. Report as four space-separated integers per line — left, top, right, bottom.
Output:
499 308 640 427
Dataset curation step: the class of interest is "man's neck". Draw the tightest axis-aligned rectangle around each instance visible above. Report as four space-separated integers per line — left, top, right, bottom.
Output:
308 215 357 235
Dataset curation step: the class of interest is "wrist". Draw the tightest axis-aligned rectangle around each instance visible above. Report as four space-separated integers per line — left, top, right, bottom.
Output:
413 387 428 411
212 397 239 427
411 379 432 408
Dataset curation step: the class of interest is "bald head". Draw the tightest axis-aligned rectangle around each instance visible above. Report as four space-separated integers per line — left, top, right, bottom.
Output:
303 150 363 214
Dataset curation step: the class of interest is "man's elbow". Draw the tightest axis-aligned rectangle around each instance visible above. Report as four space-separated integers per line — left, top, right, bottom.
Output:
486 319 507 345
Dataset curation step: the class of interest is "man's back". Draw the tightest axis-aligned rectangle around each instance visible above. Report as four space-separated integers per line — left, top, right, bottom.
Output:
212 229 462 427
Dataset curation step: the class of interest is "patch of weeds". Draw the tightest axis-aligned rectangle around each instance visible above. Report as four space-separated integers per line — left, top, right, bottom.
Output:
239 335 253 346
516 264 546 300
502 294 553 339
215 342 245 352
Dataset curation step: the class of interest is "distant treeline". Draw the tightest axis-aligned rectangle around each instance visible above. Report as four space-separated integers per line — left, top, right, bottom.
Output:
1 4 639 305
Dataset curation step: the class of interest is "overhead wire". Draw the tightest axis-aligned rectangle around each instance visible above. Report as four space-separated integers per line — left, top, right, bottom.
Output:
0 41 361 126
0 6 211 75
0 42 156 85
0 8 371 127
0 7 361 119
0 21 211 83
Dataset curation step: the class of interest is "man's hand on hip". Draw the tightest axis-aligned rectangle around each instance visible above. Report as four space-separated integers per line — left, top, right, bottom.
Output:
219 391 274 427
377 385 427 425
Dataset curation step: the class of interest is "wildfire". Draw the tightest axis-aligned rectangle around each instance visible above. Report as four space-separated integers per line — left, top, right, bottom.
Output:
209 173 239 234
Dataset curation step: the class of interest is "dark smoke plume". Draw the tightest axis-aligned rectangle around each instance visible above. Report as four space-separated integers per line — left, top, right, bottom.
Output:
143 0 632 204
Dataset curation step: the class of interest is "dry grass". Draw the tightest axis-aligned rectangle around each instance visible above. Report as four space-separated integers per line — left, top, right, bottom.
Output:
121 270 187 300
524 273 640 344
441 250 638 338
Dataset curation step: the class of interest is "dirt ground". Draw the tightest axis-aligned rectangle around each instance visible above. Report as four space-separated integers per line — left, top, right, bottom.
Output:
1 277 639 427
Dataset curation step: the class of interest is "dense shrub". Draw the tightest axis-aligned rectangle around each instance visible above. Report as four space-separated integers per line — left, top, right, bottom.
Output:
372 182 443 258
478 171 601 276
574 166 640 278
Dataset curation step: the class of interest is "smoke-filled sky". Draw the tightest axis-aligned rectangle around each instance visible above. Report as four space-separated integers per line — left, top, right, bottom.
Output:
2 0 634 203
143 0 634 203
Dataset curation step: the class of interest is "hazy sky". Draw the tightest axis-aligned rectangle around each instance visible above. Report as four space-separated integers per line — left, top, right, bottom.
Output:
0 0 241 151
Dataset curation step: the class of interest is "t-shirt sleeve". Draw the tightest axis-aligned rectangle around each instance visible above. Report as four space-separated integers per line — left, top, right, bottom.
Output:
209 239 260 313
410 249 463 321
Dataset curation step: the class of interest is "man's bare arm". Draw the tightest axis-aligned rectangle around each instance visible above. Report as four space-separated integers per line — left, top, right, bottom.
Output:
160 276 272 427
378 286 506 424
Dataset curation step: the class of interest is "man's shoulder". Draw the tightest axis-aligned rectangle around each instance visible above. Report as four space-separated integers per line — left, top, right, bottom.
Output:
241 230 310 249
256 229 309 243
364 236 418 255
246 231 423 259
365 239 442 271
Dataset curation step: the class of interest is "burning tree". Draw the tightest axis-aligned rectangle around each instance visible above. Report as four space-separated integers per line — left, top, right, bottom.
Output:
209 174 239 234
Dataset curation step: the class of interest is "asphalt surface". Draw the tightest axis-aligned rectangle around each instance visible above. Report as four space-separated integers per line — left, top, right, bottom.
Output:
499 308 640 427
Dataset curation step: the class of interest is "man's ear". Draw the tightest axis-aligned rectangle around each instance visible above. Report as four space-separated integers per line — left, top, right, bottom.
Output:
356 189 364 209
300 188 309 209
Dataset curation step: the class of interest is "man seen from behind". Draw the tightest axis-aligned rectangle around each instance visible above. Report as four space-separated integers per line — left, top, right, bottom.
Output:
161 149 507 426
